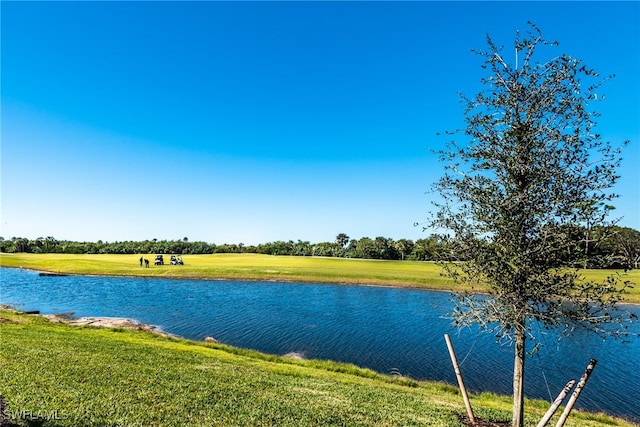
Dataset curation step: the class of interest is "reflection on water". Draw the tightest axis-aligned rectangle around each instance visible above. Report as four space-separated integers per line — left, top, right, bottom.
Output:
1 267 638 421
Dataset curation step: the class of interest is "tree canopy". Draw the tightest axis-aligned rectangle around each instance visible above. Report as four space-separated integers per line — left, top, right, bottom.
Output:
2 228 638 269
430 23 635 426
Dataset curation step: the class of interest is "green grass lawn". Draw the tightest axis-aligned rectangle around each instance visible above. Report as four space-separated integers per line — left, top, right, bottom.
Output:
0 253 453 288
0 309 634 427
1 253 638 303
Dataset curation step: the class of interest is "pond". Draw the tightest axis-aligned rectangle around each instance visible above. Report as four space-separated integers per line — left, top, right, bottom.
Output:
1 267 638 422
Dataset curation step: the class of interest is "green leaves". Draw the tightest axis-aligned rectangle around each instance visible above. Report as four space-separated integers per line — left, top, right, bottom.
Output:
433 21 633 336
431 27 634 424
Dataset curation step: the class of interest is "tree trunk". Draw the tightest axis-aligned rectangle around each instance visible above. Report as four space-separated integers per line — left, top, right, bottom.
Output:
512 323 526 427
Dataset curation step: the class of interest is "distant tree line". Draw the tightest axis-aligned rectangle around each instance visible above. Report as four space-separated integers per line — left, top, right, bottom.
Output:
1 226 639 269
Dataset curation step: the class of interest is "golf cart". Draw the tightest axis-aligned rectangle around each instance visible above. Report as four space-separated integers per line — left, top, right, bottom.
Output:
154 255 164 265
170 255 184 265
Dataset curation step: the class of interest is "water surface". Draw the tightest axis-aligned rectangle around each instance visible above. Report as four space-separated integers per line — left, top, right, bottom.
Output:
1 267 638 421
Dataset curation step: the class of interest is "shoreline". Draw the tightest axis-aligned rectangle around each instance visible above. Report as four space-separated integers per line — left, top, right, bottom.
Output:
3 264 638 307
0 304 176 338
1 306 302 359
3 309 636 427
43 313 173 336
0 263 457 292
2 307 638 425
2 252 638 305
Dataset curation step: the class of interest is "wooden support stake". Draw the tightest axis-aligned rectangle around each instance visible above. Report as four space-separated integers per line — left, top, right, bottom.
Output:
536 379 576 427
444 334 476 425
555 359 597 427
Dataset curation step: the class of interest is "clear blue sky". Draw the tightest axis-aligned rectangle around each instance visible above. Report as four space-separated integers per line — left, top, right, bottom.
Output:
2 1 639 245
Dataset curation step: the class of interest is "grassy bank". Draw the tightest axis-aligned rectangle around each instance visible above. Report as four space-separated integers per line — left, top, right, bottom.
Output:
1 253 638 303
0 309 634 427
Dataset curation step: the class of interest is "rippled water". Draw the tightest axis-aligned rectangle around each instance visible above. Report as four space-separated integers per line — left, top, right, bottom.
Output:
1 267 638 421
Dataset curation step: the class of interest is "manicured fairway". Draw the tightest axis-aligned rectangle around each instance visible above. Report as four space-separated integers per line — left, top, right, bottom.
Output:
1 253 638 303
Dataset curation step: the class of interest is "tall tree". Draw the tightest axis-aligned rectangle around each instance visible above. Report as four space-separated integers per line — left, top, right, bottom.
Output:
614 227 640 270
336 233 350 249
394 239 414 261
602 226 640 270
430 23 634 427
